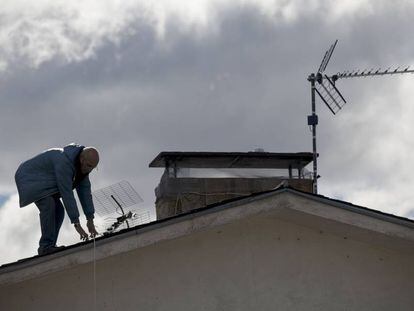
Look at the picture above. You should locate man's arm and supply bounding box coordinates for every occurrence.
[54,161,80,224]
[76,175,95,219]
[76,176,98,237]
[54,159,96,239]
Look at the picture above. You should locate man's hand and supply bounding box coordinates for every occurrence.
[74,223,89,241]
[87,219,99,238]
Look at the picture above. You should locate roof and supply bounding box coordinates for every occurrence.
[149,151,314,169]
[1,186,414,284]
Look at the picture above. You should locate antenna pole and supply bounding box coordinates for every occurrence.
[111,195,130,228]
[308,74,318,194]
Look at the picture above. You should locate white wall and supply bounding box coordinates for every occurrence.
[1,205,413,311]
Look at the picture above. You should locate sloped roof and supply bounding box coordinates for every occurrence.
[1,186,413,284]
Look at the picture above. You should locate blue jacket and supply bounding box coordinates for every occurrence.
[15,143,95,224]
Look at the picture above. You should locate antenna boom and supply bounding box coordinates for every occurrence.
[332,67,414,80]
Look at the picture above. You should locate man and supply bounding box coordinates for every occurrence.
[15,143,99,255]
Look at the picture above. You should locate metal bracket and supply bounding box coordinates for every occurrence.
[307,115,318,125]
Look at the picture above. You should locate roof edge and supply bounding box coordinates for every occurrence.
[281,187,414,229]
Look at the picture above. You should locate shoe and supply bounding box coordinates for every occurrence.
[38,245,66,256]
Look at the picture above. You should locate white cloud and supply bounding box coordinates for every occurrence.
[0,194,40,264]
[0,0,143,69]
[1,0,388,71]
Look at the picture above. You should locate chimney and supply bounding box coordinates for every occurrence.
[149,151,313,220]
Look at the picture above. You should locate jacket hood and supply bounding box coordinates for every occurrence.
[63,143,85,162]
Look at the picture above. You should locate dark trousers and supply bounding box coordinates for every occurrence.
[35,195,65,255]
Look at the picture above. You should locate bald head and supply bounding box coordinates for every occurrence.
[79,147,100,174]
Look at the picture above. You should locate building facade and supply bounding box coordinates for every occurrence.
[1,188,414,310]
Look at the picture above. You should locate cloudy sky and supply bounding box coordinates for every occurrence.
[1,0,414,265]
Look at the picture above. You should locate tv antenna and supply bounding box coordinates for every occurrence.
[92,180,149,235]
[308,40,414,194]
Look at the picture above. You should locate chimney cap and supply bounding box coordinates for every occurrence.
[149,151,313,169]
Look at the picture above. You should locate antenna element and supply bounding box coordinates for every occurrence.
[92,180,149,235]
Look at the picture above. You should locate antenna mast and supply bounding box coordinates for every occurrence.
[308,40,342,194]
[308,40,414,194]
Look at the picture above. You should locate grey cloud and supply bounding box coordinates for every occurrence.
[1,2,414,225]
